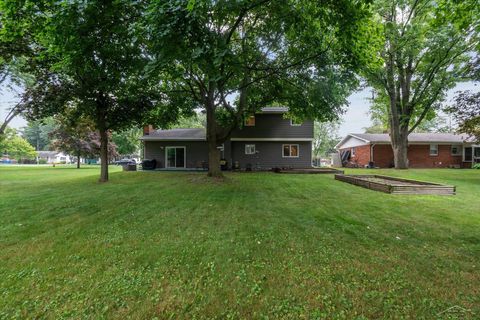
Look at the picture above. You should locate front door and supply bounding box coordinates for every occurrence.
[166,147,186,168]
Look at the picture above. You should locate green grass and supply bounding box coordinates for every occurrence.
[0,166,479,319]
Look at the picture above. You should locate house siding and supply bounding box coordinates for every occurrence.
[231,114,314,139]
[231,141,312,169]
[144,141,208,168]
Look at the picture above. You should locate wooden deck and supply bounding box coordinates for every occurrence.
[334,174,456,195]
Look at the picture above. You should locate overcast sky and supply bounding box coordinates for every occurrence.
[1,81,478,136]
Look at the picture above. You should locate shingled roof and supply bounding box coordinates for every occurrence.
[336,133,472,149]
[140,128,206,141]
[351,133,468,144]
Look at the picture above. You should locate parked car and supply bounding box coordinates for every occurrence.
[114,158,136,166]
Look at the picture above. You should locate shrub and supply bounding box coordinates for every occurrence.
[473,163,480,169]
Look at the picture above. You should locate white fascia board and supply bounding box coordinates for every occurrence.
[230,138,314,141]
[335,134,371,150]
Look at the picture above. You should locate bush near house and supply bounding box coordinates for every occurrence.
[0,166,479,318]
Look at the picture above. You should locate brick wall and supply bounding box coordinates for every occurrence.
[373,144,394,168]
[340,145,371,167]
[408,144,463,168]
[342,143,464,168]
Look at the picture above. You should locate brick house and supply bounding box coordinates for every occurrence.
[335,133,479,168]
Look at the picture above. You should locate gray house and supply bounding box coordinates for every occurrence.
[140,107,313,170]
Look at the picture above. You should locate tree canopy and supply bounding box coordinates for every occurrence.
[2,0,160,181]
[0,127,37,161]
[362,0,479,168]
[21,117,56,151]
[146,0,376,176]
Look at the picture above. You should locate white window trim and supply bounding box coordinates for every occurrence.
[165,146,186,168]
[451,145,462,156]
[429,144,438,156]
[290,119,302,126]
[244,115,255,126]
[245,144,256,155]
[282,144,300,158]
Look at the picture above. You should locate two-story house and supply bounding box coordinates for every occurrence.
[140,107,314,170]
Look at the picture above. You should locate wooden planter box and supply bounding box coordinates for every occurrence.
[334,174,455,195]
[274,168,344,174]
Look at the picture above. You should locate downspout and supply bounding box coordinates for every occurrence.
[370,143,376,165]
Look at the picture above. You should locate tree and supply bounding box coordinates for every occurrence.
[446,56,480,142]
[447,91,480,142]
[362,0,479,168]
[112,128,142,158]
[3,0,159,182]
[22,117,56,151]
[0,127,37,161]
[0,0,37,136]
[173,113,206,129]
[312,121,340,160]
[51,116,118,169]
[147,0,374,177]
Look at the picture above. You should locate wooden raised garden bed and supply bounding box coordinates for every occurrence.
[334,174,455,195]
[274,168,344,174]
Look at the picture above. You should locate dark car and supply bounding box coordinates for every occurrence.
[114,158,136,166]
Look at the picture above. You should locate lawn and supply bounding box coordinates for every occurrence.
[0,166,479,319]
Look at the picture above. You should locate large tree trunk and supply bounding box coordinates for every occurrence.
[99,129,109,182]
[206,97,222,177]
[390,127,409,169]
[76,151,81,169]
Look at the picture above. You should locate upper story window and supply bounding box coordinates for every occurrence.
[244,115,255,126]
[429,144,438,156]
[283,144,299,158]
[245,144,256,155]
[290,119,302,126]
[451,145,462,156]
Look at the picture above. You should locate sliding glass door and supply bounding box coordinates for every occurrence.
[166,147,186,168]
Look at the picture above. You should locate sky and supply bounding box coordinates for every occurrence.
[1,81,478,136]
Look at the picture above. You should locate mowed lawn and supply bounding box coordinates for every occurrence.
[0,166,479,319]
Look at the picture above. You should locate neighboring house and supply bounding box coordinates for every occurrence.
[336,133,479,168]
[37,151,73,164]
[140,107,313,170]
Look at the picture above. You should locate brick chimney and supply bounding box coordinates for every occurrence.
[143,125,154,135]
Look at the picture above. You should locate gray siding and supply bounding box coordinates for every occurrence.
[144,141,208,168]
[230,141,312,169]
[231,114,314,139]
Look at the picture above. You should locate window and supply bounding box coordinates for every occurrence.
[245,144,256,155]
[451,145,462,156]
[290,119,302,126]
[351,147,356,157]
[244,115,255,126]
[283,144,299,158]
[429,144,438,156]
[464,147,472,162]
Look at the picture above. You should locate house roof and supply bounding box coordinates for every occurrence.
[259,106,289,113]
[140,128,206,141]
[336,133,471,149]
[140,107,289,141]
[36,151,59,157]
